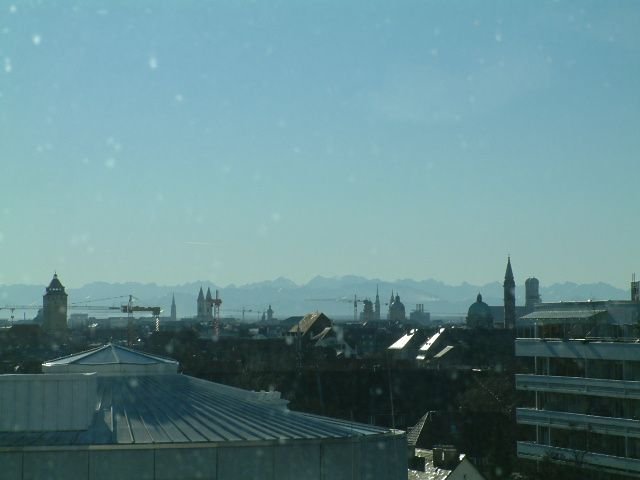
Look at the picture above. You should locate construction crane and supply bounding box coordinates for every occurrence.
[0,305,41,322]
[2,295,161,344]
[73,295,162,345]
[205,290,222,338]
[0,302,124,321]
[116,295,161,346]
[221,307,256,322]
[119,295,161,317]
[305,294,369,321]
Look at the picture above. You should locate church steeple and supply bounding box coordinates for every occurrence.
[205,288,213,319]
[374,285,381,320]
[171,294,177,321]
[503,256,516,329]
[197,287,205,319]
[505,256,514,284]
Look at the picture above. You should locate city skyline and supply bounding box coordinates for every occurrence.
[2,2,639,289]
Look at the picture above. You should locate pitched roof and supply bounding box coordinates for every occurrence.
[520,309,607,320]
[44,344,177,366]
[289,312,330,335]
[42,344,180,375]
[518,310,608,326]
[46,273,66,293]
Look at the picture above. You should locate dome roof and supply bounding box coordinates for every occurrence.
[467,293,493,325]
[390,294,404,310]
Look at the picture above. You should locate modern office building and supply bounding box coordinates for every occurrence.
[515,292,640,478]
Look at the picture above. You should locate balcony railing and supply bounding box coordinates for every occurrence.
[516,374,640,400]
[517,442,640,476]
[516,339,640,361]
[517,408,640,438]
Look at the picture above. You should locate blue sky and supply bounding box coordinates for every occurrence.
[1,1,639,288]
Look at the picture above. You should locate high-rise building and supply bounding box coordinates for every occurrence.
[374,285,381,321]
[42,273,68,332]
[503,256,516,329]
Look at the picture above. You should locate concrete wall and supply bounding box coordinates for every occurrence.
[0,433,408,480]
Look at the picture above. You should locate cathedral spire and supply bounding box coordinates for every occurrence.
[503,256,516,330]
[205,287,213,319]
[197,287,205,319]
[505,255,514,284]
[171,294,177,321]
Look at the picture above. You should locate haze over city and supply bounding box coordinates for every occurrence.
[2,2,639,289]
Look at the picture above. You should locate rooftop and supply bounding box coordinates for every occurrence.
[0,374,392,448]
[44,344,178,367]
[42,344,179,375]
[520,310,607,320]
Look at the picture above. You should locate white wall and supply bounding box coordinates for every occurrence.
[0,433,407,480]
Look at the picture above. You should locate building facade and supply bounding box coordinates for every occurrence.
[515,296,640,478]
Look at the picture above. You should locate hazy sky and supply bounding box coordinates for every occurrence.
[1,1,639,289]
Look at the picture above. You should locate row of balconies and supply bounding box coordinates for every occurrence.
[517,408,640,438]
[516,374,640,400]
[518,441,640,476]
[516,338,640,361]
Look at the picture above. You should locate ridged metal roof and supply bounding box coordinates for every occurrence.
[0,374,391,448]
[520,310,607,320]
[43,344,178,366]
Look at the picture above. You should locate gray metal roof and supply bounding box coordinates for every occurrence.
[43,344,178,366]
[519,310,607,321]
[0,374,391,448]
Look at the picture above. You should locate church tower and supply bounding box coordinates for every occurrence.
[374,285,381,320]
[170,294,177,321]
[197,287,205,319]
[504,256,516,330]
[42,273,68,332]
[205,288,214,320]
